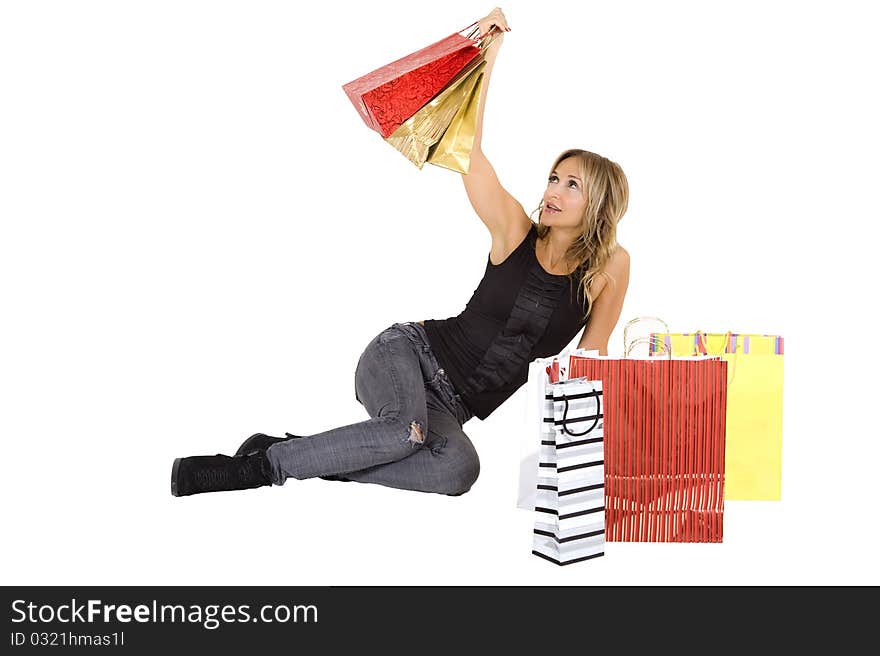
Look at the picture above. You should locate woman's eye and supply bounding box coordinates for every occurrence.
[548,175,558,183]
[568,180,578,189]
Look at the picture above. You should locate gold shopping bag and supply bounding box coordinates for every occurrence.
[384,58,486,169]
[651,331,784,501]
[425,64,484,173]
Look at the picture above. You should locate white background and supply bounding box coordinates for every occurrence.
[1,0,878,585]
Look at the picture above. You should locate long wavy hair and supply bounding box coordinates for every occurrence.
[530,149,629,319]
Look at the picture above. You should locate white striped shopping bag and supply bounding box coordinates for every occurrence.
[532,378,605,565]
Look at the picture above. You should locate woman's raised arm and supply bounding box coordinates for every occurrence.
[462,8,530,249]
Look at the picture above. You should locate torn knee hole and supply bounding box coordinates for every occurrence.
[407,420,425,445]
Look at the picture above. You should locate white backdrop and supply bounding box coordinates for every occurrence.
[1,0,878,585]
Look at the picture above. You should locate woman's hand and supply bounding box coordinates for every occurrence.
[477,7,511,38]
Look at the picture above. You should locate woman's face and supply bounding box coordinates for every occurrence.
[541,157,587,229]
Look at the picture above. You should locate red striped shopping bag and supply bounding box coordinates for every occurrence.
[568,355,728,542]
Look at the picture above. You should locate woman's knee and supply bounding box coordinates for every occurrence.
[441,446,481,496]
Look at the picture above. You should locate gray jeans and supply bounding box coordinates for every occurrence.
[264,322,479,495]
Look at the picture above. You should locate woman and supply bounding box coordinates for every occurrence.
[171,7,630,497]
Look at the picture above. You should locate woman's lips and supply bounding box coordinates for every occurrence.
[545,205,561,214]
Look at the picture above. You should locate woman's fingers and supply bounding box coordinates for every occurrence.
[491,7,510,30]
[478,6,511,36]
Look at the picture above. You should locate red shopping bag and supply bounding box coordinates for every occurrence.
[568,356,728,543]
[342,24,483,138]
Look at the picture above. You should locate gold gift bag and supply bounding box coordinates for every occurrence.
[425,65,484,173]
[384,58,486,170]
[651,331,785,501]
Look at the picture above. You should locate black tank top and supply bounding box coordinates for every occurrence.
[423,223,589,420]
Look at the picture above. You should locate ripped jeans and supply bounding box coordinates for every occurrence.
[264,322,479,496]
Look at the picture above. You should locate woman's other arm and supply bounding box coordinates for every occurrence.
[577,247,631,355]
[462,8,530,255]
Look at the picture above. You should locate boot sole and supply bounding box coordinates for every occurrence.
[171,457,183,497]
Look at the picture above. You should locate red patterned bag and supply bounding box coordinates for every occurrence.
[342,23,484,138]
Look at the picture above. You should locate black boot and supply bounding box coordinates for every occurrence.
[171,451,273,497]
[235,432,351,483]
[234,432,297,456]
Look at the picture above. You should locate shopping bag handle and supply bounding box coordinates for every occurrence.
[625,336,671,359]
[462,20,480,36]
[559,384,601,437]
[461,21,502,46]
[695,330,739,385]
[694,330,733,355]
[623,316,669,354]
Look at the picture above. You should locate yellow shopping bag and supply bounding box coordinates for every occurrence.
[651,331,784,501]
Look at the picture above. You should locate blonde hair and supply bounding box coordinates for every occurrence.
[530,149,629,319]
